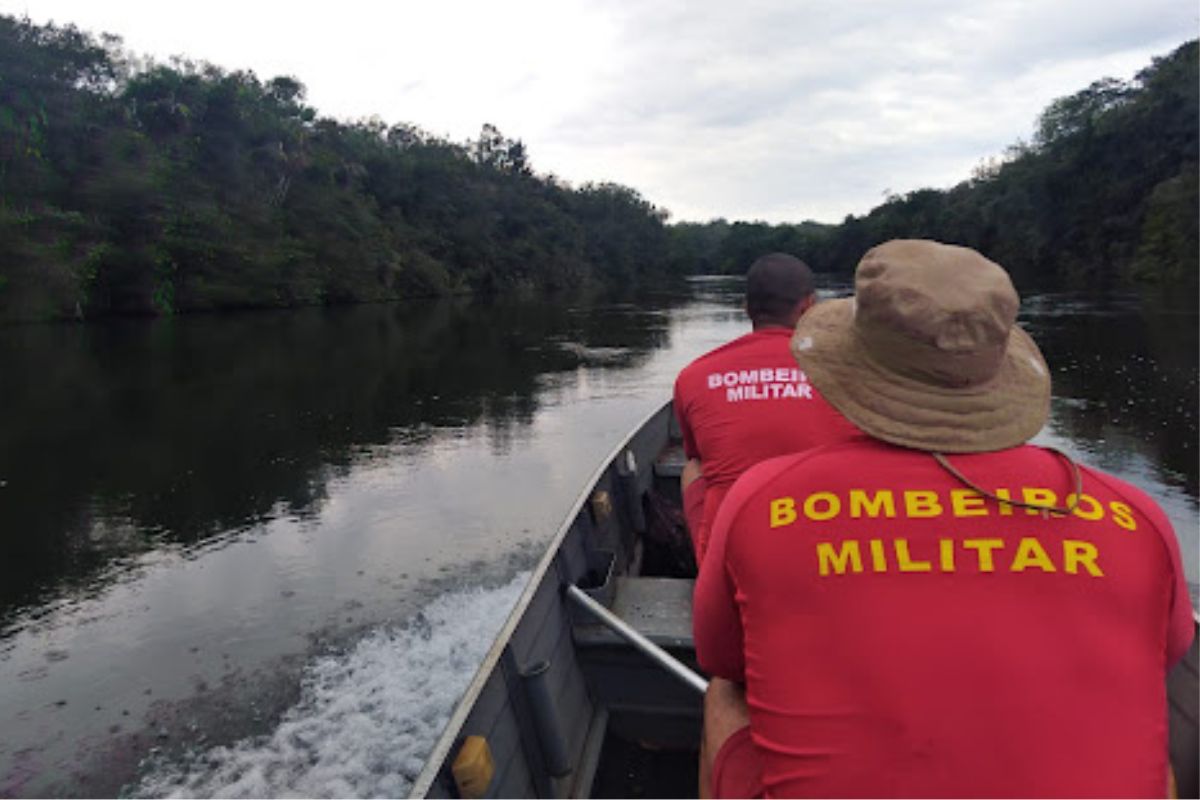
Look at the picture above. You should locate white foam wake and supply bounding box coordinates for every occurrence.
[133,572,530,798]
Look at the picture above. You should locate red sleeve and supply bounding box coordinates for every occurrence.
[694,450,841,681]
[693,474,746,680]
[693,456,798,680]
[673,373,700,460]
[1089,470,1195,666]
[1139,495,1196,666]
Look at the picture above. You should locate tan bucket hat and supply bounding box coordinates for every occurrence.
[791,239,1050,453]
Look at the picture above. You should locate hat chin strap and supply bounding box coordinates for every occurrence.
[931,450,1082,517]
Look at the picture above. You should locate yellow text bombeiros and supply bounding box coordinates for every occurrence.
[767,488,1137,531]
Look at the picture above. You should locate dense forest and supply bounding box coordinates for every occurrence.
[1,14,1196,322]
[672,40,1199,292]
[0,15,676,321]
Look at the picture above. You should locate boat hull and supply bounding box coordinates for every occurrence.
[411,402,697,798]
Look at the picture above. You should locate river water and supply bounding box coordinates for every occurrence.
[0,277,1195,797]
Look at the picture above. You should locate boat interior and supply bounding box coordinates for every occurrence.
[413,403,701,798]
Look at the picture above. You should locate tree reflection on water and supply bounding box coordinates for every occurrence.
[1025,290,1198,499]
[0,289,680,623]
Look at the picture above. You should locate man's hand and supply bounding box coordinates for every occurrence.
[699,677,751,798]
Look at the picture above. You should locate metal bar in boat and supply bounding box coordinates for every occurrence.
[565,584,709,696]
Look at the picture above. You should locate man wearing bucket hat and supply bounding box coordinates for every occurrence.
[693,240,1194,798]
[673,253,861,564]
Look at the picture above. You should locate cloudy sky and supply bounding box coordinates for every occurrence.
[6,0,1196,223]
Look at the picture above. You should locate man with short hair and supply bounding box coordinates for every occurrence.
[694,239,1195,797]
[673,253,860,563]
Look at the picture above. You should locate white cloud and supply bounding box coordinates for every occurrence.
[4,0,1196,222]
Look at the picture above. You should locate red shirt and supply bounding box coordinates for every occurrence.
[694,439,1195,798]
[673,327,860,559]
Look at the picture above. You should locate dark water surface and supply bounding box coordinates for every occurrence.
[0,278,1195,796]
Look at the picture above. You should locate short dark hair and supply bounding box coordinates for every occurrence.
[745,253,815,323]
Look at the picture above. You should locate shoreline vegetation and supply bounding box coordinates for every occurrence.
[0,15,1195,323]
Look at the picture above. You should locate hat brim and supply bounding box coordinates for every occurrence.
[791,298,1050,453]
